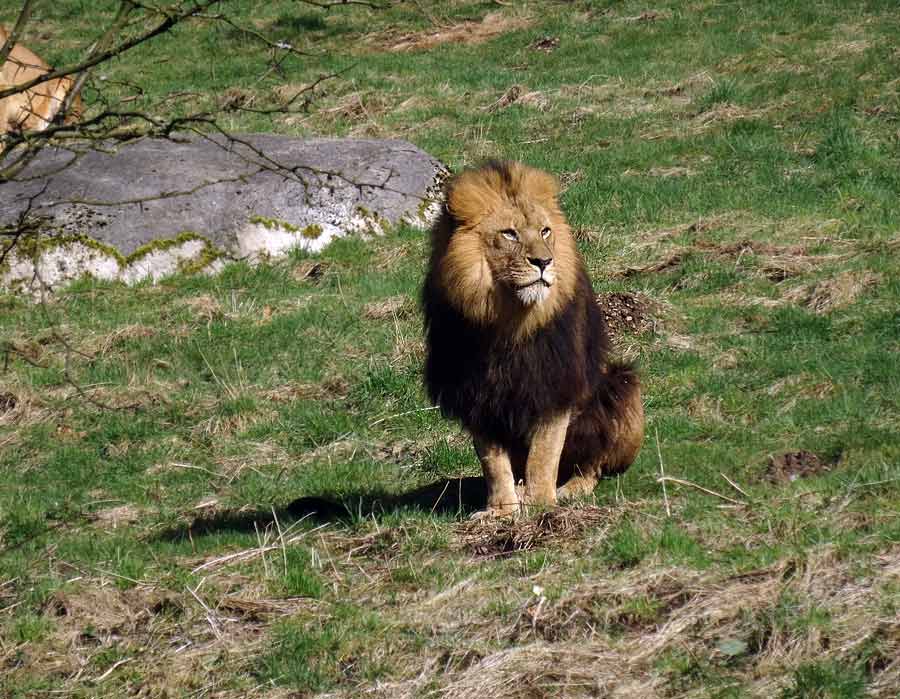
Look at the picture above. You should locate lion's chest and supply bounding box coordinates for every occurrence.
[424,297,595,446]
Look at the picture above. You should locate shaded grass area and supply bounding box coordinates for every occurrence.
[2,1,900,697]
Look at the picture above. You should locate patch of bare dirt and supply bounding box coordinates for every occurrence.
[766,450,836,483]
[456,506,621,559]
[377,12,532,52]
[597,292,658,336]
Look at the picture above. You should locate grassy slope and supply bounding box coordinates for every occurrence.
[1,1,899,697]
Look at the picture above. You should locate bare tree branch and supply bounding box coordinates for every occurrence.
[0,0,222,101]
[0,0,35,65]
[300,0,386,9]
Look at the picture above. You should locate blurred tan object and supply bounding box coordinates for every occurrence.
[0,24,83,133]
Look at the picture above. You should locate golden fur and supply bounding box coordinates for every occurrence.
[423,161,644,515]
[0,25,83,134]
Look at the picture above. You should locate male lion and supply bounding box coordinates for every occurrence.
[423,161,644,516]
[0,24,83,134]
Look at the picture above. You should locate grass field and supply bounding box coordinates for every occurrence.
[2,1,900,697]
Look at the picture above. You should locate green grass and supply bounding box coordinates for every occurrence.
[2,1,900,697]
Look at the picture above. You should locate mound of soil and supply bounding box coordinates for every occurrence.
[597,292,656,335]
[766,450,835,482]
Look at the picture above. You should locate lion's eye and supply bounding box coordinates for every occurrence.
[541,227,551,239]
[501,229,519,242]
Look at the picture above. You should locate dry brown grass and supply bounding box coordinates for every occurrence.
[623,165,698,178]
[13,577,309,697]
[180,294,224,323]
[260,376,349,403]
[483,84,550,112]
[372,11,532,53]
[784,270,881,314]
[312,542,900,699]
[363,294,415,320]
[456,505,623,559]
[95,323,157,355]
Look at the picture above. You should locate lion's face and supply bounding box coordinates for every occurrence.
[478,198,558,306]
[428,161,581,337]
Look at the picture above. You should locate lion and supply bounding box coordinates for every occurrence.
[0,24,83,134]
[422,160,644,516]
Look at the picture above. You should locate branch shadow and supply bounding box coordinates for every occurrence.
[153,476,487,543]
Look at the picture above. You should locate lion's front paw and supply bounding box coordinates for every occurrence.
[470,502,520,519]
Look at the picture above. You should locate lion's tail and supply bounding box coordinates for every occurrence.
[599,361,645,478]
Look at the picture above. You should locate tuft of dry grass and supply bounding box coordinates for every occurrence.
[96,323,157,355]
[89,504,145,529]
[484,84,549,112]
[456,506,622,559]
[785,270,881,314]
[377,11,532,53]
[291,260,328,283]
[363,294,415,320]
[180,294,224,323]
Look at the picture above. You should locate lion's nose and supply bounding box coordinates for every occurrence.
[528,256,553,272]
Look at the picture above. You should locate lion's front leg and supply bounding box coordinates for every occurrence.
[523,411,571,508]
[472,434,520,517]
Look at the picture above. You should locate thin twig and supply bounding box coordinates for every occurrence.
[272,506,288,577]
[186,580,222,639]
[370,405,439,426]
[655,428,671,517]
[656,476,747,506]
[720,472,751,499]
[191,519,327,573]
[90,657,132,683]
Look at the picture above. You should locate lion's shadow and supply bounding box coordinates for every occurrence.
[153,476,487,542]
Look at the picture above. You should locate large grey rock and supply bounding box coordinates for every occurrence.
[0,134,446,292]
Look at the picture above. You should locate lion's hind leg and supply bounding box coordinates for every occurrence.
[557,362,645,500]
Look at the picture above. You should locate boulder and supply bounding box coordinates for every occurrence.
[0,134,446,293]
